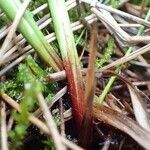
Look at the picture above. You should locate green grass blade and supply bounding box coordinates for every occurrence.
[47,0,84,129]
[0,0,62,71]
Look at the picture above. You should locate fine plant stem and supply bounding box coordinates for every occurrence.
[1,101,8,150]
[98,9,150,104]
[75,28,86,46]
[37,93,65,150]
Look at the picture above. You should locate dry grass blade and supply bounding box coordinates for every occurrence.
[0,101,8,150]
[79,26,97,149]
[0,0,62,71]
[101,135,111,150]
[0,0,31,57]
[92,8,150,46]
[37,93,65,150]
[95,2,150,27]
[94,104,150,150]
[47,71,66,82]
[59,98,65,137]
[99,43,150,72]
[102,71,150,132]
[127,85,150,131]
[34,86,67,118]
[0,50,33,76]
[1,93,83,150]
[82,0,150,27]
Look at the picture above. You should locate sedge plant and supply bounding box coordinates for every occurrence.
[47,0,84,130]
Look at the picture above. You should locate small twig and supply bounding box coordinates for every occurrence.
[46,71,66,82]
[0,50,34,76]
[133,81,150,86]
[37,93,65,150]
[93,1,150,27]
[119,23,142,27]
[34,86,67,118]
[59,98,65,137]
[98,43,150,72]
[1,101,8,150]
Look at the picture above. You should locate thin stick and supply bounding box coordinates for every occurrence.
[37,93,65,150]
[59,98,66,137]
[0,50,33,76]
[34,86,67,118]
[92,8,150,45]
[1,101,8,150]
[99,43,150,72]
[87,1,150,27]
[47,71,66,82]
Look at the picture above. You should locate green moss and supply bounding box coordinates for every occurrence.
[96,37,115,69]
[110,0,120,8]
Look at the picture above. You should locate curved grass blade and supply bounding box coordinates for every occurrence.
[94,104,150,150]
